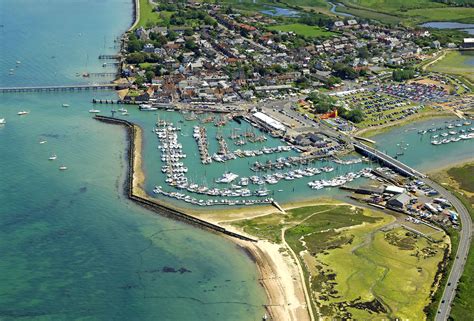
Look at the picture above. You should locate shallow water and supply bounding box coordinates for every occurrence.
[0,1,267,320]
[420,22,474,35]
[372,117,474,172]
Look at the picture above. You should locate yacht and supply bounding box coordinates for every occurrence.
[49,154,57,160]
[0,118,5,125]
[17,111,29,115]
[62,103,70,107]
[255,188,269,197]
[89,109,101,113]
[215,172,239,184]
[59,166,68,171]
[139,103,157,111]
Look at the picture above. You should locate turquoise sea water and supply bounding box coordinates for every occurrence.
[372,118,474,172]
[0,1,266,320]
[2,0,473,320]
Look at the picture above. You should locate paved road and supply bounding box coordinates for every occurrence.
[425,178,472,321]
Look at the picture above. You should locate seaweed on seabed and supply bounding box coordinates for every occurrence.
[161,266,192,274]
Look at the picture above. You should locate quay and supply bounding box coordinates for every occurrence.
[93,115,257,243]
[0,84,117,93]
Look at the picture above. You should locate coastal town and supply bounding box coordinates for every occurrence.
[1,0,473,321]
[96,2,473,222]
[97,1,473,320]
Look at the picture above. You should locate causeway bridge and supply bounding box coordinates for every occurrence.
[353,141,426,178]
[0,84,117,93]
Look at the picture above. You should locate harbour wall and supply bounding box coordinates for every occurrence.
[94,115,257,242]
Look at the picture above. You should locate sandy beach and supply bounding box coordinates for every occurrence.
[126,122,316,321]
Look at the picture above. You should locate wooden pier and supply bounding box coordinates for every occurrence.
[0,84,117,93]
[92,98,139,104]
[88,72,117,77]
[251,154,329,171]
[98,54,121,60]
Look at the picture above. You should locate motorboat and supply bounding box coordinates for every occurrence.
[17,111,29,115]
[89,109,101,113]
[49,154,57,160]
[139,103,157,111]
[59,166,68,170]
[62,103,70,107]
[215,172,239,184]
[0,118,5,124]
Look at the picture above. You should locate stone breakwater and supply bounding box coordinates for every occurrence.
[94,115,257,242]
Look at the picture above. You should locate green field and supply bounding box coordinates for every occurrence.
[135,0,174,29]
[346,0,446,12]
[267,23,335,38]
[447,163,474,193]
[339,0,474,24]
[428,51,474,83]
[431,163,474,320]
[406,7,474,23]
[233,204,448,319]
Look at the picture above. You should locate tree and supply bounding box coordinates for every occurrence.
[145,70,155,83]
[346,108,364,123]
[325,76,341,88]
[167,31,178,41]
[135,75,145,87]
[333,63,358,80]
[306,92,336,114]
[126,52,146,64]
[185,39,197,50]
[127,39,144,53]
[392,68,415,81]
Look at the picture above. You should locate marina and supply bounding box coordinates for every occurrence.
[0,1,269,320]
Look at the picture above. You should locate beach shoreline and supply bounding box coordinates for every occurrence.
[110,117,313,321]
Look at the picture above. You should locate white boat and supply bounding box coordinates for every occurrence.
[39,140,47,144]
[118,107,127,112]
[121,112,129,116]
[49,154,57,160]
[62,103,70,107]
[89,109,101,113]
[0,118,5,124]
[215,172,239,184]
[59,166,68,170]
[16,61,21,64]
[17,111,29,115]
[139,103,157,111]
